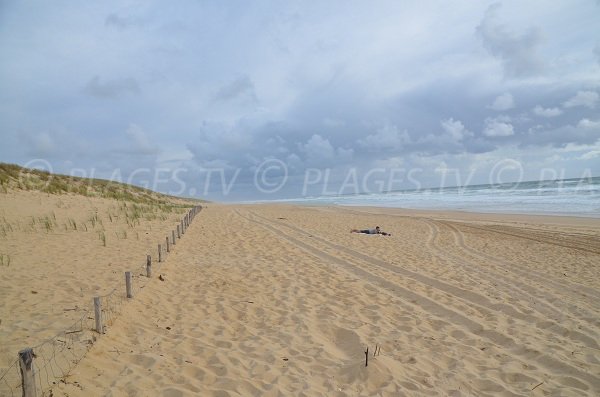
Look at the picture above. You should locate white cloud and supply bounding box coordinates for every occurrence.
[563,91,599,108]
[301,134,353,166]
[488,93,514,111]
[357,124,411,151]
[440,118,472,140]
[579,150,600,160]
[483,117,514,137]
[532,105,562,117]
[577,119,600,129]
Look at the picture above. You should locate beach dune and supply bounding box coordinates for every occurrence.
[2,198,600,395]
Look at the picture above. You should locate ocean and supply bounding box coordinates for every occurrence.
[277,176,600,217]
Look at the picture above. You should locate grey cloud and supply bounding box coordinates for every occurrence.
[105,13,142,30]
[595,43,600,65]
[123,124,159,155]
[83,76,140,98]
[20,130,56,157]
[463,138,497,154]
[357,125,411,152]
[2,1,599,200]
[476,3,544,78]
[214,76,257,103]
[520,119,600,148]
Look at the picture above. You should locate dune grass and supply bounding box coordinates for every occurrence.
[0,163,205,207]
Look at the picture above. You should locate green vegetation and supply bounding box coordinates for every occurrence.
[0,253,10,267]
[0,219,11,237]
[0,162,205,207]
[0,163,204,245]
[41,215,56,232]
[98,231,106,247]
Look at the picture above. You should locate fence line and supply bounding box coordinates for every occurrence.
[0,205,202,396]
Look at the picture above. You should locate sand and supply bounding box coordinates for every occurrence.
[1,195,600,396]
[0,190,194,391]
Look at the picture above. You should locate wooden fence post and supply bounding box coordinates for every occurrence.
[177,225,180,239]
[18,348,36,397]
[172,230,176,245]
[158,244,162,263]
[181,220,185,234]
[146,255,152,278]
[125,271,133,298]
[94,297,103,334]
[166,236,170,253]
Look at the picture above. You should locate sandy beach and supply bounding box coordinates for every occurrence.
[1,195,600,396]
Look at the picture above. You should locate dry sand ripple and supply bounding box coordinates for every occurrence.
[4,203,598,396]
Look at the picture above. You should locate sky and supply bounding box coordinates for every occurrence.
[0,0,599,201]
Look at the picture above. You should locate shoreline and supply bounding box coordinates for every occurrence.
[233,201,600,225]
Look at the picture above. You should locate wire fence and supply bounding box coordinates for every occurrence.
[0,205,202,396]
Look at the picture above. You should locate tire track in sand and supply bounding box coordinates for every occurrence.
[334,207,600,321]
[436,220,600,302]
[235,209,600,391]
[433,220,600,322]
[423,219,600,342]
[251,210,600,352]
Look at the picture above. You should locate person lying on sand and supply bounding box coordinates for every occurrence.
[350,226,391,236]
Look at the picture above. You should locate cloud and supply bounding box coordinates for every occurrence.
[187,121,254,167]
[577,118,600,129]
[476,3,544,78]
[300,134,353,166]
[532,105,562,117]
[105,13,142,30]
[83,76,140,98]
[563,90,599,109]
[483,117,514,137]
[357,125,411,151]
[595,43,600,65]
[488,92,514,111]
[440,118,471,140]
[125,124,159,155]
[521,120,600,148]
[214,76,257,103]
[21,131,56,156]
[579,150,600,160]
[1,1,600,199]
